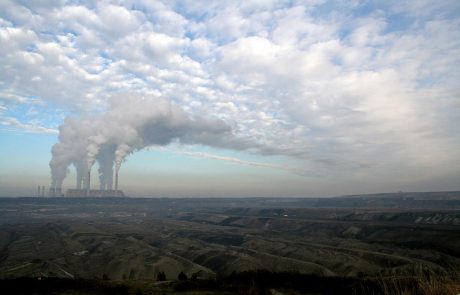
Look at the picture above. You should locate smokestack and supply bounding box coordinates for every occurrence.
[114,170,119,192]
[86,170,91,195]
[56,187,62,197]
[49,187,56,197]
[41,186,45,197]
[77,174,82,190]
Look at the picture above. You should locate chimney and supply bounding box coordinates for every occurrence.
[41,186,45,197]
[56,187,62,197]
[114,170,119,192]
[108,170,113,190]
[77,174,82,190]
[86,170,91,195]
[49,187,56,197]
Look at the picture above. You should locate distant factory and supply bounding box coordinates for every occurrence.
[64,189,124,197]
[45,169,125,197]
[36,185,46,197]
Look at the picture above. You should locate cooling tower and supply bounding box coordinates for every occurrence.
[86,170,91,194]
[76,174,82,190]
[114,170,119,191]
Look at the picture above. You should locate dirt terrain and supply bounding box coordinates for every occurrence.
[0,194,459,294]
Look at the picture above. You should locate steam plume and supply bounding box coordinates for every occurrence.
[49,94,232,190]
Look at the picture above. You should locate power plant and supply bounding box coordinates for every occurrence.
[36,185,46,197]
[65,189,124,197]
[48,95,232,200]
[47,167,125,197]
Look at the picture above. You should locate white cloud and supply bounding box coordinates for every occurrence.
[0,117,58,134]
[170,150,307,175]
[98,4,144,39]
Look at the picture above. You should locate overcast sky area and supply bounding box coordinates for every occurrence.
[0,0,459,197]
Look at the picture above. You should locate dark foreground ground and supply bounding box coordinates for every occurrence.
[0,192,459,294]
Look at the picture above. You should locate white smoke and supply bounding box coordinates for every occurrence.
[49,94,233,190]
[115,143,130,172]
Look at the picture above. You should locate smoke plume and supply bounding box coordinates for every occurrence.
[49,94,233,190]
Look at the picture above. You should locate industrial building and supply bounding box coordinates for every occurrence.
[47,167,125,197]
[65,189,124,197]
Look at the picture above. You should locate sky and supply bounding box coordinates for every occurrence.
[0,0,459,197]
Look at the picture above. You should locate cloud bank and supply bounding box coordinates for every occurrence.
[1,0,459,193]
